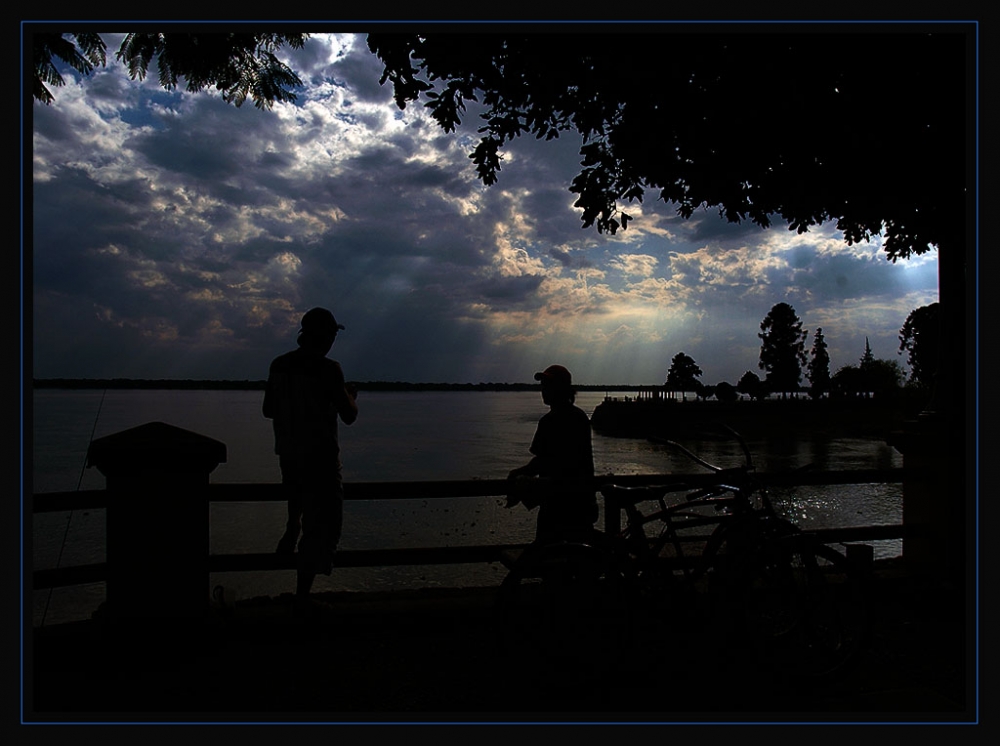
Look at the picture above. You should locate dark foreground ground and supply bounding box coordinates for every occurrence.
[28,559,977,724]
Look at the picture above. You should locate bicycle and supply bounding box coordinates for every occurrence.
[496,425,871,681]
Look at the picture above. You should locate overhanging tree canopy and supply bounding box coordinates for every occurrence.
[33,31,309,109]
[899,303,942,387]
[365,28,971,262]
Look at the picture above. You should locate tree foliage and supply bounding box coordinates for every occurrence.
[898,303,941,387]
[714,381,738,403]
[33,32,107,105]
[33,32,309,109]
[31,27,971,260]
[831,359,905,398]
[665,352,703,392]
[737,371,766,401]
[758,303,807,395]
[860,337,876,369]
[806,327,832,398]
[694,382,716,401]
[366,29,970,259]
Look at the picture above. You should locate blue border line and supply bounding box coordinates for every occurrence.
[973,20,981,727]
[21,20,27,728]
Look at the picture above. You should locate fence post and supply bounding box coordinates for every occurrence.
[86,421,226,624]
[887,415,962,585]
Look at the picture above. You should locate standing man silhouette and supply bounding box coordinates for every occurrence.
[507,364,597,543]
[263,307,358,609]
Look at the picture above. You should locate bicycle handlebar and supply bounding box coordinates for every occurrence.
[721,424,755,471]
[648,424,754,474]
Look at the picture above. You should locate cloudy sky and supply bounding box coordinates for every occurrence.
[29,31,941,387]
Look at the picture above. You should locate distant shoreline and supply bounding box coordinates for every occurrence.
[590,394,924,440]
[31,378,647,392]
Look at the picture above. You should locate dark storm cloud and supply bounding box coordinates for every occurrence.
[474,273,546,303]
[126,98,282,183]
[33,170,189,278]
[470,128,598,246]
[32,98,84,144]
[791,250,914,301]
[82,67,135,107]
[548,248,592,270]
[683,208,778,245]
[351,309,491,383]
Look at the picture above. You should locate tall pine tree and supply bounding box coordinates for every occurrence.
[807,328,831,398]
[758,303,808,397]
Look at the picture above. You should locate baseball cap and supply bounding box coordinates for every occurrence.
[534,364,572,387]
[299,307,345,336]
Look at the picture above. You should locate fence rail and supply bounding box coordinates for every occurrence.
[31,468,906,591]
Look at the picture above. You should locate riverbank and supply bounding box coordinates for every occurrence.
[28,558,973,723]
[591,396,922,440]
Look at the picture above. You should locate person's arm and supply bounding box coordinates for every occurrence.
[330,361,359,425]
[507,430,547,507]
[507,457,548,509]
[508,457,542,480]
[262,362,276,419]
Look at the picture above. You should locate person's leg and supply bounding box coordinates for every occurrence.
[296,495,324,595]
[296,466,340,589]
[296,567,316,597]
[285,491,301,536]
[295,488,318,599]
[276,456,302,554]
[535,503,557,544]
[329,475,344,556]
[277,503,300,554]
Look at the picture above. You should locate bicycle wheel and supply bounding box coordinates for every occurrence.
[496,540,634,673]
[725,535,870,680]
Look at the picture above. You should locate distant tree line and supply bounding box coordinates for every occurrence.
[31,379,635,392]
[34,303,939,397]
[663,302,939,402]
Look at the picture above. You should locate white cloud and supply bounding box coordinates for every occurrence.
[610,253,658,278]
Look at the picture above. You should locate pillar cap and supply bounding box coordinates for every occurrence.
[87,421,227,475]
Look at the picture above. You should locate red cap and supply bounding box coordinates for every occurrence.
[534,364,572,387]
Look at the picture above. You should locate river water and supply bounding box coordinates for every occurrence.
[29,388,905,626]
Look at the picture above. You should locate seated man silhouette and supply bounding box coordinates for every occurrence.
[507,364,598,544]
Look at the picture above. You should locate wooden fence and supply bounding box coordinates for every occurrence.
[32,468,906,591]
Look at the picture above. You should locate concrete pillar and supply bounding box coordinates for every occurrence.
[888,414,965,586]
[87,421,226,623]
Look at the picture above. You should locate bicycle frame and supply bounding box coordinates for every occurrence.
[603,442,778,588]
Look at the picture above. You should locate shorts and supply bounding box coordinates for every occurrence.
[279,454,344,576]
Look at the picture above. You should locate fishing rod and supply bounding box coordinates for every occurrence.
[40,388,106,627]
